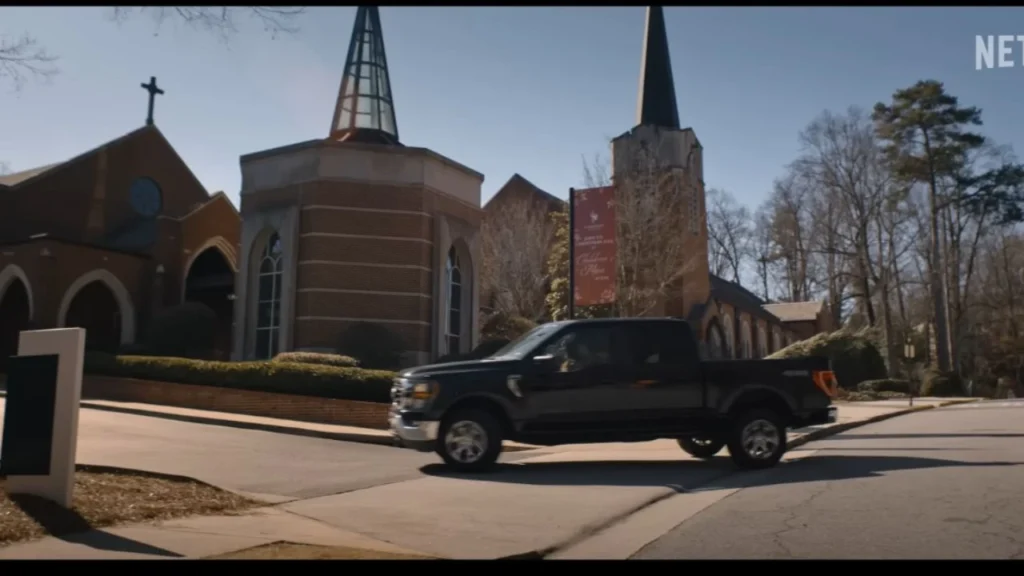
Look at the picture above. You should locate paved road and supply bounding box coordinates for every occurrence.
[634,398,1024,559]
[0,399,521,501]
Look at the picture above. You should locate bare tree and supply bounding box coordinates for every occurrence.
[2,7,305,90]
[748,207,778,301]
[480,194,556,321]
[0,34,58,91]
[612,138,701,317]
[705,187,750,283]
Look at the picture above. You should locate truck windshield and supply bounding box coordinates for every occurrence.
[487,322,563,360]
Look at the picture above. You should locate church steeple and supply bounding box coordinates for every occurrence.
[329,6,401,146]
[636,6,680,130]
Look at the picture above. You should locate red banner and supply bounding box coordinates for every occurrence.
[572,186,617,307]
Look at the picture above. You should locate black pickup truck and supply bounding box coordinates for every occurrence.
[389,318,838,472]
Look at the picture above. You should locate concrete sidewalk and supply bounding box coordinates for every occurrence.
[0,507,436,560]
[0,397,977,560]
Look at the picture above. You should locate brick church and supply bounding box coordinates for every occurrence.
[0,123,240,367]
[483,7,833,359]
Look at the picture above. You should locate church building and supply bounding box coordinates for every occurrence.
[0,120,240,366]
[232,6,484,365]
[488,7,833,359]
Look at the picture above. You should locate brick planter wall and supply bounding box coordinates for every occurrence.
[81,375,390,430]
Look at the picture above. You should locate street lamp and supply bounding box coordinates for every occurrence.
[903,337,916,406]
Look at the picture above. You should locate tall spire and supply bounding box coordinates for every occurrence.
[635,6,680,130]
[329,6,401,145]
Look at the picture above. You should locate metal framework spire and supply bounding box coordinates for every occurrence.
[636,6,680,130]
[329,6,401,145]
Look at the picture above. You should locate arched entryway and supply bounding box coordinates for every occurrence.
[184,247,236,359]
[0,277,32,371]
[64,281,122,353]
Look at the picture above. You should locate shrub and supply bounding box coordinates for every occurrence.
[83,352,394,403]
[338,322,406,370]
[919,369,963,397]
[273,351,359,368]
[481,313,536,342]
[767,328,888,390]
[857,379,912,394]
[433,338,511,364]
[144,302,219,360]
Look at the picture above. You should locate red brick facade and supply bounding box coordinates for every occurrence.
[0,126,241,361]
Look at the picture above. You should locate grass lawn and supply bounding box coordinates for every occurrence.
[209,541,437,560]
[0,465,257,547]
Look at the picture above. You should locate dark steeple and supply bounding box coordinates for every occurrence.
[636,6,680,130]
[329,6,401,146]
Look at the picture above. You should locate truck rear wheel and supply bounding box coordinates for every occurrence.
[677,436,725,459]
[436,409,503,473]
[727,408,787,470]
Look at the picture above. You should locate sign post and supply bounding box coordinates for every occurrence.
[1,328,85,508]
[571,186,618,310]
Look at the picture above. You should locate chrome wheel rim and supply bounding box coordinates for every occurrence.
[444,420,488,464]
[741,419,780,460]
[691,437,716,447]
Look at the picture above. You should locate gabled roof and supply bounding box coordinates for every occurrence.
[484,173,565,210]
[709,274,781,324]
[0,163,64,188]
[0,126,153,192]
[762,301,824,323]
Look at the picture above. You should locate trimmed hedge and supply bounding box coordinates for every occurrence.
[857,379,912,394]
[767,329,887,390]
[83,352,394,404]
[273,352,359,368]
[481,313,536,341]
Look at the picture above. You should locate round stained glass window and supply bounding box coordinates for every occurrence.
[129,177,162,218]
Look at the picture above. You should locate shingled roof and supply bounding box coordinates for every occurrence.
[762,301,824,323]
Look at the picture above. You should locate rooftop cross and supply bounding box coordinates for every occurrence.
[140,76,164,127]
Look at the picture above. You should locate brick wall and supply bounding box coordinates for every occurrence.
[81,375,390,430]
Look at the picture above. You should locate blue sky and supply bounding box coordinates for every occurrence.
[2,7,1021,210]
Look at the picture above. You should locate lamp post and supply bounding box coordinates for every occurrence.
[903,337,916,406]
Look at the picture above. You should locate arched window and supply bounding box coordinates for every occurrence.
[722,313,734,359]
[445,246,462,354]
[707,324,723,360]
[758,325,768,358]
[741,318,752,359]
[255,232,283,359]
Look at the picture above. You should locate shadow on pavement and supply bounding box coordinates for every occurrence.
[829,433,1024,440]
[9,494,183,557]
[420,454,1018,490]
[420,459,736,491]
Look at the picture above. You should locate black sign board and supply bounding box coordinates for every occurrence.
[0,354,59,476]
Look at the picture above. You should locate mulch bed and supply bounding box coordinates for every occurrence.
[0,465,257,547]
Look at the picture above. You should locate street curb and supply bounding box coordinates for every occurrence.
[787,398,979,451]
[0,391,537,453]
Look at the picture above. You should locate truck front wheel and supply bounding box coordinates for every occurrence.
[677,436,725,459]
[436,409,503,473]
[727,408,787,470]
